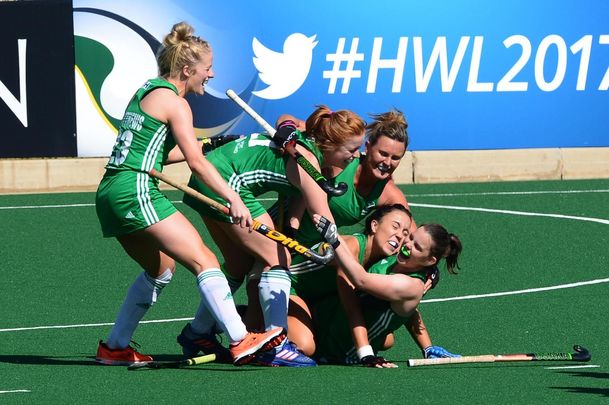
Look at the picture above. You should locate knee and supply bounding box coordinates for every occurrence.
[142,269,173,306]
[268,248,291,268]
[289,331,316,357]
[287,298,315,356]
[300,340,316,358]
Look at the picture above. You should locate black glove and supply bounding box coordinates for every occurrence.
[360,355,390,367]
[426,265,440,289]
[273,120,299,152]
[202,134,243,154]
[314,215,340,248]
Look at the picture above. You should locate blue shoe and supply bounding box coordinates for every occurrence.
[254,339,317,367]
[177,323,232,363]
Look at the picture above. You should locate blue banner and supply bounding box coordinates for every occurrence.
[73,0,609,155]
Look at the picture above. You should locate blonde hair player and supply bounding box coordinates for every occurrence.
[94,22,284,366]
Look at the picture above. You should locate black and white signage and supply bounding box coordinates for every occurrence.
[0,0,76,158]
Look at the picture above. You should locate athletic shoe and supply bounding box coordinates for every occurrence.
[253,339,317,367]
[95,340,153,366]
[230,327,286,366]
[177,323,232,363]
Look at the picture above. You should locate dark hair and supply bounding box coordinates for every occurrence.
[422,224,462,274]
[305,105,366,152]
[364,204,412,235]
[366,109,409,150]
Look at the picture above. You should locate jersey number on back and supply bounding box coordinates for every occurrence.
[248,133,277,148]
[108,129,133,166]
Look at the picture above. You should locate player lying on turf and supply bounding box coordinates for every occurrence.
[310,213,462,365]
[284,204,459,366]
[233,204,459,366]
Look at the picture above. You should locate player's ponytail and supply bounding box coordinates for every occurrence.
[444,233,462,274]
[423,224,462,274]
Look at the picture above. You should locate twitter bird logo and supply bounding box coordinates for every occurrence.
[252,33,318,100]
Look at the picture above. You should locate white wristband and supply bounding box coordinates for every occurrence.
[357,345,374,359]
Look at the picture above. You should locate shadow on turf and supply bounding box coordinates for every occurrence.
[0,355,96,366]
[550,371,609,398]
[550,386,609,398]
[0,354,265,372]
[556,371,609,379]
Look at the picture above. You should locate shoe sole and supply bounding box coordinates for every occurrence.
[255,359,316,367]
[95,358,149,366]
[233,329,286,366]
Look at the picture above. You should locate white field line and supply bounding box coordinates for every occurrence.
[0,200,271,210]
[410,203,609,225]
[421,277,609,304]
[0,203,94,210]
[1,187,608,210]
[0,317,193,333]
[0,390,31,394]
[411,189,609,198]
[544,365,601,370]
[1,188,607,333]
[2,277,608,333]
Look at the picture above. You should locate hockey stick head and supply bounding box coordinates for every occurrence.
[305,242,335,265]
[571,345,591,362]
[319,180,348,196]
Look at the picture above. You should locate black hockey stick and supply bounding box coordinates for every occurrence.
[408,345,591,367]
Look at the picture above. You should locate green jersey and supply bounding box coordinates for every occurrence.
[95,78,179,237]
[106,78,177,173]
[295,157,390,246]
[184,131,323,222]
[289,233,367,302]
[313,255,427,364]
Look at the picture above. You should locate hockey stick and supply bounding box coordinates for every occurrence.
[149,169,334,265]
[225,89,347,196]
[127,353,216,370]
[407,345,591,367]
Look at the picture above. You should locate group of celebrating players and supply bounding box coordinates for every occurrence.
[94,21,462,368]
